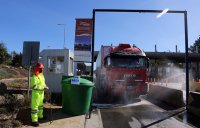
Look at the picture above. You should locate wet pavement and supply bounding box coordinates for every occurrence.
[99,99,193,128]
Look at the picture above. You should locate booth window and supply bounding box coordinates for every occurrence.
[70,57,73,74]
[47,56,64,73]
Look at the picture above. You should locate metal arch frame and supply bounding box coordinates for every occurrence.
[91,9,189,109]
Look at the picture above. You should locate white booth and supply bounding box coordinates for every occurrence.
[39,49,74,92]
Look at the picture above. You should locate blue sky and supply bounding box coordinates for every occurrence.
[0,0,200,53]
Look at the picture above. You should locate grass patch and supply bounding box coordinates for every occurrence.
[0,69,9,80]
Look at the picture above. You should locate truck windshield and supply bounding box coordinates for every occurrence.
[110,56,147,68]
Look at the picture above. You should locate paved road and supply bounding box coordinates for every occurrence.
[99,98,193,128]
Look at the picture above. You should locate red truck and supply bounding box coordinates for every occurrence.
[95,43,149,102]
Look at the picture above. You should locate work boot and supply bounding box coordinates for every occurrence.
[31,122,39,127]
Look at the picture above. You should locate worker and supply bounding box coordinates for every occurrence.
[31,62,48,127]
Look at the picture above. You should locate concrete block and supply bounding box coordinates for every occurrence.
[190,82,200,92]
[188,91,200,117]
[147,84,185,109]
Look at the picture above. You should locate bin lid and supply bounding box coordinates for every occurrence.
[62,76,94,87]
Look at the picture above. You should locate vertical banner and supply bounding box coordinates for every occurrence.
[74,19,93,62]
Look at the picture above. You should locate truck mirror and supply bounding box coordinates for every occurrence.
[104,56,111,68]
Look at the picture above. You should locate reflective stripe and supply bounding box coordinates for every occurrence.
[31,110,38,114]
[38,106,43,110]
[32,89,44,91]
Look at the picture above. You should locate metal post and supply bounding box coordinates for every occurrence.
[91,10,95,78]
[155,44,157,52]
[28,46,33,98]
[184,11,189,110]
[197,62,199,80]
[87,10,96,120]
[28,66,31,98]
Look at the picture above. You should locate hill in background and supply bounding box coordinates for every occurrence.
[0,64,28,80]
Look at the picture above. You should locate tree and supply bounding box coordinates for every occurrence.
[189,36,200,53]
[0,42,11,64]
[11,51,22,66]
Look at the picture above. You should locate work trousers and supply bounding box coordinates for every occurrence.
[31,90,44,122]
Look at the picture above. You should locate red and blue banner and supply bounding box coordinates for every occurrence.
[74,19,93,62]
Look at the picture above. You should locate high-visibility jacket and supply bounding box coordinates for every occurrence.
[31,73,46,122]
[31,73,46,90]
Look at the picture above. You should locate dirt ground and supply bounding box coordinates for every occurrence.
[0,94,25,128]
[0,64,28,80]
[0,93,64,128]
[0,64,28,90]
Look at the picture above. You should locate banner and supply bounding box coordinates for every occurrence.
[74,19,92,62]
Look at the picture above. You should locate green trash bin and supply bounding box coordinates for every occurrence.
[61,76,94,116]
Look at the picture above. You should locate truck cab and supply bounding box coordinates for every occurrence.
[95,43,149,103]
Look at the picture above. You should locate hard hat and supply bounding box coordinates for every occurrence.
[35,62,44,69]
[34,62,44,76]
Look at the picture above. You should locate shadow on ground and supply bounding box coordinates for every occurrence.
[16,106,80,127]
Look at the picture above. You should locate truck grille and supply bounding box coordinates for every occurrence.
[115,74,143,85]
